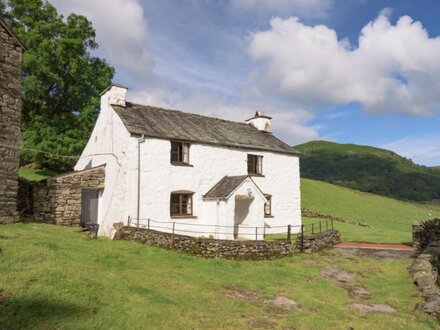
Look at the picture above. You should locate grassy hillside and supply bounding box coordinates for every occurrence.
[0,223,436,329]
[301,178,440,243]
[19,167,57,182]
[296,140,440,202]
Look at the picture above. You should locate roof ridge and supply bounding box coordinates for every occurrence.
[125,101,255,129]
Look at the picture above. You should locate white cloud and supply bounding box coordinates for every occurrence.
[382,135,440,166]
[51,0,152,79]
[128,88,319,145]
[248,14,440,116]
[231,0,333,18]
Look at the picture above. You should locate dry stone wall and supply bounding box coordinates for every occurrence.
[114,224,341,259]
[0,21,24,223]
[411,221,440,318]
[114,224,293,260]
[33,166,105,226]
[299,230,341,253]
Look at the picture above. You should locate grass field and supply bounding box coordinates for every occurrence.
[301,178,440,243]
[0,223,436,329]
[19,167,57,182]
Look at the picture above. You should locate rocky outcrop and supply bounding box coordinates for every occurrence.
[0,20,24,224]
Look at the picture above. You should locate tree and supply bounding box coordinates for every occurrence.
[2,0,114,171]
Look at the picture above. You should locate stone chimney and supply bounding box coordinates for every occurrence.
[245,111,272,133]
[100,83,128,107]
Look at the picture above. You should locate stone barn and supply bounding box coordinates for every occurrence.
[0,18,25,223]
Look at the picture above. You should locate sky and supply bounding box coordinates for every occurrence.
[50,0,440,166]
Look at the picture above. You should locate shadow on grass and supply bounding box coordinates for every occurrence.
[0,297,88,328]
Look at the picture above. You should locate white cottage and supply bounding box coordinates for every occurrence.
[75,83,301,239]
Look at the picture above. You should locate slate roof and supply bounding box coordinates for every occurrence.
[204,175,250,199]
[112,102,300,155]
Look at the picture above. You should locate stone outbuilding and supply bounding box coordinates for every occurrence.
[0,18,25,223]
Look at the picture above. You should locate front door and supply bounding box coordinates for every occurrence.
[80,189,99,225]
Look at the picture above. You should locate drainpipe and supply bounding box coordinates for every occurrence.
[216,199,220,239]
[136,135,145,227]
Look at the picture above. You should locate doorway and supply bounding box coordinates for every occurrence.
[80,189,100,226]
[233,197,253,239]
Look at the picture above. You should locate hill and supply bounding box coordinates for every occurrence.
[296,140,440,202]
[301,178,440,243]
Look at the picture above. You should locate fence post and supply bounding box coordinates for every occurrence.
[331,219,334,230]
[255,227,258,240]
[137,215,139,228]
[172,222,175,246]
[326,220,329,231]
[287,225,292,243]
[312,223,314,235]
[263,226,266,239]
[148,218,150,230]
[319,221,322,233]
[128,215,131,226]
[300,224,304,252]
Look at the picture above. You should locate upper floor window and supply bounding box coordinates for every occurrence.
[248,154,263,175]
[170,192,193,217]
[171,141,190,165]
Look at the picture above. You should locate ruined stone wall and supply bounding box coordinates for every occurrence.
[0,21,23,223]
[33,166,105,226]
[114,225,293,260]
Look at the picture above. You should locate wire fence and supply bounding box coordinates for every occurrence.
[127,216,335,249]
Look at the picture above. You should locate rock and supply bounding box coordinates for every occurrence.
[320,266,356,283]
[350,303,396,314]
[422,299,440,314]
[348,286,371,300]
[263,295,302,312]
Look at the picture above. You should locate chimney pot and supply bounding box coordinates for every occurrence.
[245,110,272,133]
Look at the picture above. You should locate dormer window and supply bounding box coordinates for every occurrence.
[247,154,263,175]
[171,141,190,165]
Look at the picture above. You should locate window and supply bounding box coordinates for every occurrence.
[247,154,263,175]
[171,141,190,164]
[264,194,272,217]
[170,193,193,216]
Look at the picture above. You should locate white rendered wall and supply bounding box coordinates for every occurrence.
[74,90,132,236]
[124,136,301,239]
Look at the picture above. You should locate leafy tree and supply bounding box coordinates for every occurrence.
[2,0,114,171]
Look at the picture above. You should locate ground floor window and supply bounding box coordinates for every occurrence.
[170,192,193,216]
[264,194,272,217]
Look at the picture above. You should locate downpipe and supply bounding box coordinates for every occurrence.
[137,135,145,227]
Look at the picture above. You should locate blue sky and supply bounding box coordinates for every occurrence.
[52,0,440,166]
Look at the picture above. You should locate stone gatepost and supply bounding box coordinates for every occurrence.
[0,19,25,224]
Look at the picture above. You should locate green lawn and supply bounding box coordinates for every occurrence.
[19,167,57,182]
[301,178,440,243]
[0,223,436,329]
